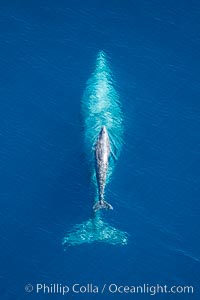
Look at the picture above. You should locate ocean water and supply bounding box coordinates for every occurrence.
[0,1,200,299]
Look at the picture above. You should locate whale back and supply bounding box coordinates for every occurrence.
[82,51,123,183]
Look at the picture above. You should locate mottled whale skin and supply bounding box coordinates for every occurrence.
[93,126,113,212]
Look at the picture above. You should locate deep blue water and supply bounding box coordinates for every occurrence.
[0,1,200,299]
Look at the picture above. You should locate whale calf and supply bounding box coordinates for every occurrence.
[93,126,113,212]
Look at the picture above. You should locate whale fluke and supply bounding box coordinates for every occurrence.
[62,215,128,247]
[93,200,113,212]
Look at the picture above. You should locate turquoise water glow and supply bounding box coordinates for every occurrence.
[63,51,128,247]
[82,51,124,182]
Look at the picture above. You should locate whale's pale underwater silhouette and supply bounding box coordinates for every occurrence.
[62,51,128,247]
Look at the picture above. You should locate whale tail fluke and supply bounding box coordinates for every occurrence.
[93,200,113,212]
[62,215,128,248]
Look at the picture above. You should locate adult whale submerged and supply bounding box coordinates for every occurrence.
[62,51,128,247]
[93,126,113,211]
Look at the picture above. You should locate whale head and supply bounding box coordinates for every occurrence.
[100,126,107,136]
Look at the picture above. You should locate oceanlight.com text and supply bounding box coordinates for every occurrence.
[25,283,194,296]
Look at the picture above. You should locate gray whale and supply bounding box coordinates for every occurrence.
[93,126,113,212]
